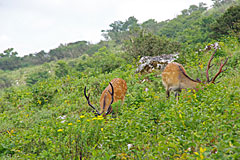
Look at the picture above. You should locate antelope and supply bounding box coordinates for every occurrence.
[161,49,228,98]
[84,78,127,116]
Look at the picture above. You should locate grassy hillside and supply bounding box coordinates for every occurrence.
[0,1,240,159]
[0,36,239,159]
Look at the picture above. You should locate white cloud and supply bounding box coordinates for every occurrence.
[0,0,213,56]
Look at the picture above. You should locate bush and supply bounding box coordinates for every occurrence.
[124,30,181,59]
[55,61,70,78]
[26,71,50,86]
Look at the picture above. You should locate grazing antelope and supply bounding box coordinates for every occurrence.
[162,49,228,98]
[84,78,127,116]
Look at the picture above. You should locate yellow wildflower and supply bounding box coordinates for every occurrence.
[80,115,85,118]
[97,115,103,119]
[77,120,81,122]
[179,114,182,119]
[194,152,199,156]
[68,123,73,126]
[7,130,12,136]
[37,100,41,104]
[97,116,103,120]
[57,129,63,132]
[200,147,206,153]
[101,128,103,131]
[92,117,98,120]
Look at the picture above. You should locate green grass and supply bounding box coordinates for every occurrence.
[0,39,240,159]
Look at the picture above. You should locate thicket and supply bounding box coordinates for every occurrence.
[124,30,181,59]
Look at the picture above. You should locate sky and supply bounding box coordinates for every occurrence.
[0,0,213,56]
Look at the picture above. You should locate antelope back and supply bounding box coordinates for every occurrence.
[100,78,127,113]
[162,62,199,91]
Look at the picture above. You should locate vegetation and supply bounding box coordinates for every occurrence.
[211,5,240,39]
[0,0,240,159]
[124,30,181,59]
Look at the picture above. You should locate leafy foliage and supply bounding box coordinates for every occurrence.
[0,36,239,159]
[211,5,240,39]
[77,47,126,74]
[102,16,140,43]
[26,71,50,86]
[124,30,181,59]
[55,61,70,78]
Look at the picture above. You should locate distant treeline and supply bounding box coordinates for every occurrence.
[0,41,108,70]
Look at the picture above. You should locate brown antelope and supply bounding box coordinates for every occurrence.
[84,78,127,116]
[161,49,228,98]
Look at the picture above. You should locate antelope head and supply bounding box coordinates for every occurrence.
[84,78,127,116]
[84,82,114,116]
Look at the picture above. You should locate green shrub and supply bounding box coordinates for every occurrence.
[26,71,50,86]
[55,61,70,78]
[124,30,181,59]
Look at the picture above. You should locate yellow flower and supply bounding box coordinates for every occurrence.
[97,116,103,120]
[97,115,103,119]
[37,100,41,104]
[7,130,12,136]
[80,115,85,118]
[200,147,206,153]
[57,129,63,132]
[68,123,73,126]
[193,93,197,99]
[179,114,182,119]
[194,152,199,156]
[101,128,103,131]
[77,120,81,122]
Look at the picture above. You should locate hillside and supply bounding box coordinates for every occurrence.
[0,1,240,159]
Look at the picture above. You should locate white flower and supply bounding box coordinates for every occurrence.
[58,115,66,120]
[127,144,133,150]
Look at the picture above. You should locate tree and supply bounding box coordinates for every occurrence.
[124,30,181,59]
[0,48,21,70]
[211,5,240,39]
[141,19,159,34]
[0,48,18,58]
[102,16,140,43]
[212,0,235,7]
